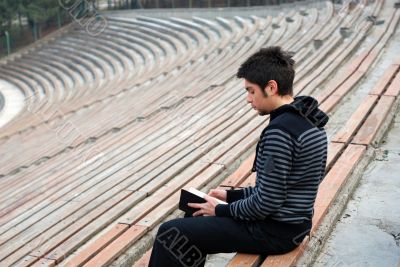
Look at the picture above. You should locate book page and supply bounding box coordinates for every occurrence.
[188,187,227,204]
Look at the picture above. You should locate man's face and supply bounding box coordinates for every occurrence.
[244,79,274,116]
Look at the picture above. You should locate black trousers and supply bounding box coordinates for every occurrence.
[148,214,311,267]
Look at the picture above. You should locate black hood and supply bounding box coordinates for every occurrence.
[290,96,329,127]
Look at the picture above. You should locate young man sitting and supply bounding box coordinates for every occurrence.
[148,46,329,267]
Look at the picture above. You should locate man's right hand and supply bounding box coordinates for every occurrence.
[208,189,227,202]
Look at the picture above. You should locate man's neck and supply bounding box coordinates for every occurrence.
[273,95,294,111]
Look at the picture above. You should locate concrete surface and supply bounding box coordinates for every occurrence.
[0,90,4,112]
[313,107,400,267]
[0,80,25,129]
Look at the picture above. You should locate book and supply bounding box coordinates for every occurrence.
[178,187,227,215]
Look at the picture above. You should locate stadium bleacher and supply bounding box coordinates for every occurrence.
[0,0,399,266]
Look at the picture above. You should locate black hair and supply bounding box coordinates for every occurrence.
[236,46,295,96]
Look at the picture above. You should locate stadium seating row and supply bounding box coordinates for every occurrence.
[1,0,399,266]
[0,2,334,266]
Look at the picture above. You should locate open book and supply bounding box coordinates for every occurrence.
[179,187,227,215]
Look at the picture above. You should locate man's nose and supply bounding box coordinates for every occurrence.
[246,95,252,103]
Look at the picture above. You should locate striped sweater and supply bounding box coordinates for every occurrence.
[216,96,329,223]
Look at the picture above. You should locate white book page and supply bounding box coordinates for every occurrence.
[188,187,227,204]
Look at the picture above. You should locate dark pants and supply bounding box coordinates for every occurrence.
[148,214,311,267]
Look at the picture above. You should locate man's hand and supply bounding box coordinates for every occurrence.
[188,195,220,217]
[208,189,227,202]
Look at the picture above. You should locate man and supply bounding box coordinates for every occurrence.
[148,46,329,267]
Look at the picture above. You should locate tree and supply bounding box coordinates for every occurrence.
[21,0,61,40]
[0,0,16,34]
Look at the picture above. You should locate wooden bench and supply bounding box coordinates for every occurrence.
[0,12,234,137]
[56,5,366,265]
[0,4,310,258]
[23,9,314,266]
[0,14,239,175]
[0,19,278,262]
[1,4,389,266]
[0,3,326,193]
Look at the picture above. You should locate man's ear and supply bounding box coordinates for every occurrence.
[267,80,279,96]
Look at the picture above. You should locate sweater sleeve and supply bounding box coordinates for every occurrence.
[216,129,293,220]
[226,189,245,203]
[226,186,256,202]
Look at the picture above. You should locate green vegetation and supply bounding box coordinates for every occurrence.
[0,0,65,42]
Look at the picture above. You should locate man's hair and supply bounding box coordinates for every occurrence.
[236,46,295,96]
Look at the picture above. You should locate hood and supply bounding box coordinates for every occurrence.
[290,96,329,127]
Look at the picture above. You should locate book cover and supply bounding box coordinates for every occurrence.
[178,187,227,215]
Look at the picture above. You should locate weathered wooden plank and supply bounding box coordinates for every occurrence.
[384,71,400,97]
[83,225,148,267]
[237,172,256,188]
[312,144,366,231]
[352,96,395,145]
[331,95,378,143]
[319,70,365,113]
[218,153,254,188]
[132,248,152,267]
[260,237,309,267]
[326,142,345,170]
[369,64,399,95]
[227,253,262,267]
[64,224,129,267]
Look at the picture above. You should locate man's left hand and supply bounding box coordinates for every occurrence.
[188,195,219,216]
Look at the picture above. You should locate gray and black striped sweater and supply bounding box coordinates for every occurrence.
[216,96,329,224]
